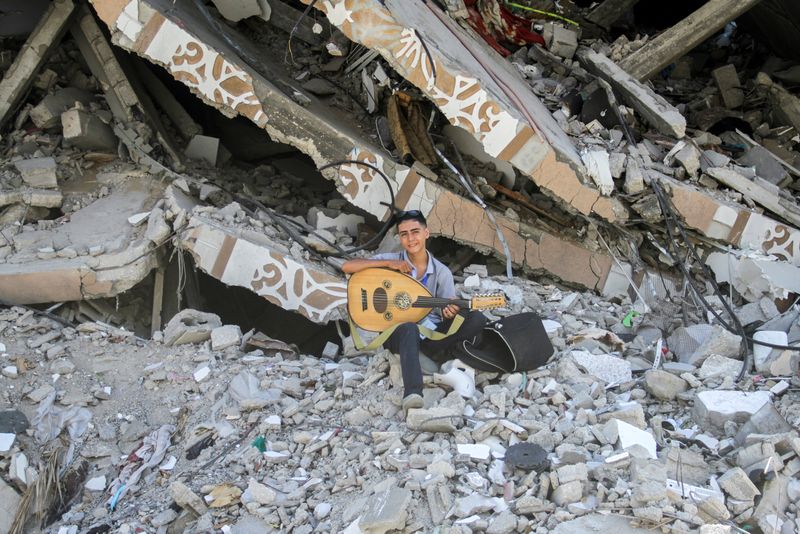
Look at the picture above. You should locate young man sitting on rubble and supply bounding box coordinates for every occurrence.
[342,210,487,419]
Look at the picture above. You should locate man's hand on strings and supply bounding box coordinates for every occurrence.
[442,304,460,320]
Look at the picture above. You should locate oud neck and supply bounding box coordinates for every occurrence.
[413,297,469,309]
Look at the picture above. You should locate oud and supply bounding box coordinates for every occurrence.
[347,268,506,332]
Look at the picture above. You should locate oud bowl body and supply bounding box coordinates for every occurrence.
[347,268,432,331]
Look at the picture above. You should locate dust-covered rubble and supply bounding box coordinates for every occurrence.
[0,263,798,533]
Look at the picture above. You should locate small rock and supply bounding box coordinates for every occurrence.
[718,467,760,501]
[359,485,412,533]
[85,476,106,492]
[211,325,242,351]
[644,369,688,400]
[244,479,276,505]
[551,480,583,505]
[170,481,208,515]
[50,359,75,375]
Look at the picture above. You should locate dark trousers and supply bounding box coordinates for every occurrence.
[384,311,487,397]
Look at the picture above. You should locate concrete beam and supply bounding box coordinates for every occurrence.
[619,0,764,81]
[576,48,686,138]
[0,0,75,130]
[90,0,632,296]
[71,5,183,167]
[305,0,627,224]
[664,178,800,267]
[180,216,348,324]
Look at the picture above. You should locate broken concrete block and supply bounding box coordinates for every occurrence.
[712,65,744,109]
[545,24,579,60]
[718,467,760,502]
[734,402,792,445]
[145,208,171,244]
[581,149,614,195]
[698,354,742,380]
[9,452,29,488]
[707,253,800,303]
[211,325,242,351]
[61,108,117,151]
[14,157,57,188]
[644,369,687,400]
[700,150,731,173]
[752,475,789,530]
[606,418,657,459]
[163,309,222,346]
[697,494,731,523]
[753,330,788,373]
[0,478,22,533]
[556,463,587,484]
[406,407,460,433]
[738,145,790,186]
[30,87,94,129]
[185,135,229,167]
[624,157,645,194]
[359,485,411,533]
[669,324,742,366]
[577,48,686,138]
[313,211,365,237]
[242,478,276,505]
[571,351,631,384]
[170,481,207,516]
[85,475,106,492]
[608,152,626,179]
[552,514,652,533]
[23,189,63,208]
[551,480,583,505]
[674,143,701,177]
[692,390,772,434]
[0,432,15,451]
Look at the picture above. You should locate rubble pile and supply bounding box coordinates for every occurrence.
[1,0,800,533]
[0,269,799,533]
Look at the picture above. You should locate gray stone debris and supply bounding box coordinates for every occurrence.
[359,485,411,533]
[644,369,688,400]
[211,324,243,351]
[13,156,58,189]
[163,309,222,346]
[693,390,773,434]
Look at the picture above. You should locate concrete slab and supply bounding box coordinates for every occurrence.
[577,48,686,138]
[179,216,348,323]
[0,178,165,304]
[90,0,632,295]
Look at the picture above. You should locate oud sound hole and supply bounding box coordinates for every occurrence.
[383,312,393,321]
[373,287,387,313]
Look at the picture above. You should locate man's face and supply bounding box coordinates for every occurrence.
[397,219,429,255]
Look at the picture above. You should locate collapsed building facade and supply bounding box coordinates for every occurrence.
[0,0,799,533]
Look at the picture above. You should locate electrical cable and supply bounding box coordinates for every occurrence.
[650,179,750,380]
[433,146,514,279]
[650,180,800,384]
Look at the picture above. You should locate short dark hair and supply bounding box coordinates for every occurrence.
[394,209,426,227]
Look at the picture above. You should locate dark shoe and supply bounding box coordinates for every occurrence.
[402,393,424,419]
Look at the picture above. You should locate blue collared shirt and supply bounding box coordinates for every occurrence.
[371,250,456,327]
